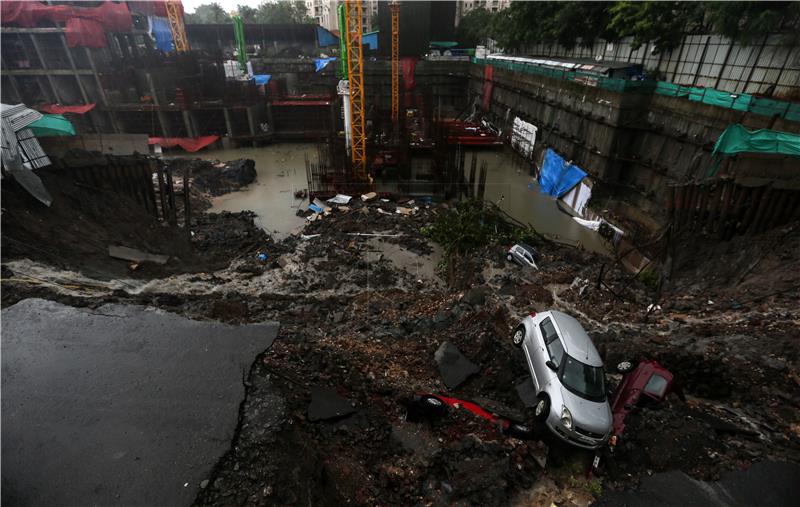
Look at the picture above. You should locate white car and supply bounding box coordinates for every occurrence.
[512,310,612,449]
[507,243,538,269]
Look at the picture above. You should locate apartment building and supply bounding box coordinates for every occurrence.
[306,0,379,32]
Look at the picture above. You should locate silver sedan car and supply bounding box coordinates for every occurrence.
[512,310,612,449]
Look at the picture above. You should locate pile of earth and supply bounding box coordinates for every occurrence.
[1,166,271,282]
[171,158,257,197]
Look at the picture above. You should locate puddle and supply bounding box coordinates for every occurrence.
[176,144,609,252]
[174,144,312,240]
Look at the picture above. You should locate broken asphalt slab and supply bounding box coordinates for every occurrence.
[307,386,356,421]
[1,298,280,507]
[595,460,800,507]
[435,341,480,389]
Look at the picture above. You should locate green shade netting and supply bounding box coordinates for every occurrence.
[28,114,76,137]
[712,124,800,158]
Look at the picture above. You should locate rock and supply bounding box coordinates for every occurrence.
[434,342,479,389]
[464,286,489,306]
[307,386,356,422]
[200,479,209,489]
[515,376,538,408]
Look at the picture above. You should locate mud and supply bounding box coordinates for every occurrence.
[2,166,799,505]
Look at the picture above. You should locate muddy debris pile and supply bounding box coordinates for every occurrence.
[3,172,799,506]
[172,158,257,197]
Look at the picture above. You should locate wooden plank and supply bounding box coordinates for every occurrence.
[747,186,773,235]
[165,165,177,226]
[108,245,169,264]
[183,164,191,236]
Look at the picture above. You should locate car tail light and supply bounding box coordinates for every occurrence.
[529,311,537,318]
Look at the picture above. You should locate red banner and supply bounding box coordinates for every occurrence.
[148,136,220,153]
[36,104,96,115]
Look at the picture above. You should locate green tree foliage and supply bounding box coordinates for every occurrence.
[456,7,496,47]
[370,13,380,32]
[189,1,313,24]
[705,1,800,45]
[490,2,615,51]
[236,5,258,23]
[481,1,799,52]
[253,1,314,24]
[607,1,704,51]
[185,3,231,24]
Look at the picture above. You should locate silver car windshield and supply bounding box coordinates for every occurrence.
[560,355,605,402]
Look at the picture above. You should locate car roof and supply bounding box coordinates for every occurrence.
[548,310,603,366]
[516,243,536,254]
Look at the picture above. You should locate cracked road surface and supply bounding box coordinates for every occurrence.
[1,299,280,506]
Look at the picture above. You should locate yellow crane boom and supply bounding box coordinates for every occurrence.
[166,1,190,53]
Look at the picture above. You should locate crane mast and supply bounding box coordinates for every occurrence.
[344,0,367,181]
[390,2,400,125]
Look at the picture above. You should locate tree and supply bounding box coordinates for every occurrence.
[254,1,314,24]
[370,12,380,32]
[236,4,258,23]
[185,2,231,24]
[705,1,800,45]
[456,7,495,47]
[607,1,704,51]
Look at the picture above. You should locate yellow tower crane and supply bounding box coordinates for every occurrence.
[390,2,400,125]
[166,1,190,53]
[344,0,367,181]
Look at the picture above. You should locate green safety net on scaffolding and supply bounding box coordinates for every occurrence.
[472,57,800,122]
[708,123,800,176]
[233,16,247,72]
[337,3,348,80]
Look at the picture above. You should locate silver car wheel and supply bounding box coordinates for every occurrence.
[507,254,513,261]
[535,399,546,417]
[513,329,524,346]
[617,360,633,373]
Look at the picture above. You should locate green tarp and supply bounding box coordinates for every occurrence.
[712,124,800,158]
[27,114,75,137]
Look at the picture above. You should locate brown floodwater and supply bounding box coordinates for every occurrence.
[176,144,609,253]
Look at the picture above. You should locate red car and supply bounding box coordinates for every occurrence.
[608,360,682,448]
[409,392,535,440]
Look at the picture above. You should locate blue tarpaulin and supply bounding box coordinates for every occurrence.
[252,74,271,86]
[148,16,173,52]
[362,31,378,51]
[314,57,336,72]
[317,26,339,47]
[538,148,587,198]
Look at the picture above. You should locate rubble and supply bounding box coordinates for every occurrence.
[435,341,480,389]
[307,387,356,422]
[3,172,799,505]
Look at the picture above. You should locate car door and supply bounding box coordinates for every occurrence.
[523,251,534,267]
[532,317,562,390]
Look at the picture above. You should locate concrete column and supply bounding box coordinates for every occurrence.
[84,47,121,133]
[29,33,62,103]
[223,107,235,138]
[146,72,172,137]
[1,59,23,103]
[59,34,98,131]
[181,110,196,138]
[246,106,257,137]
